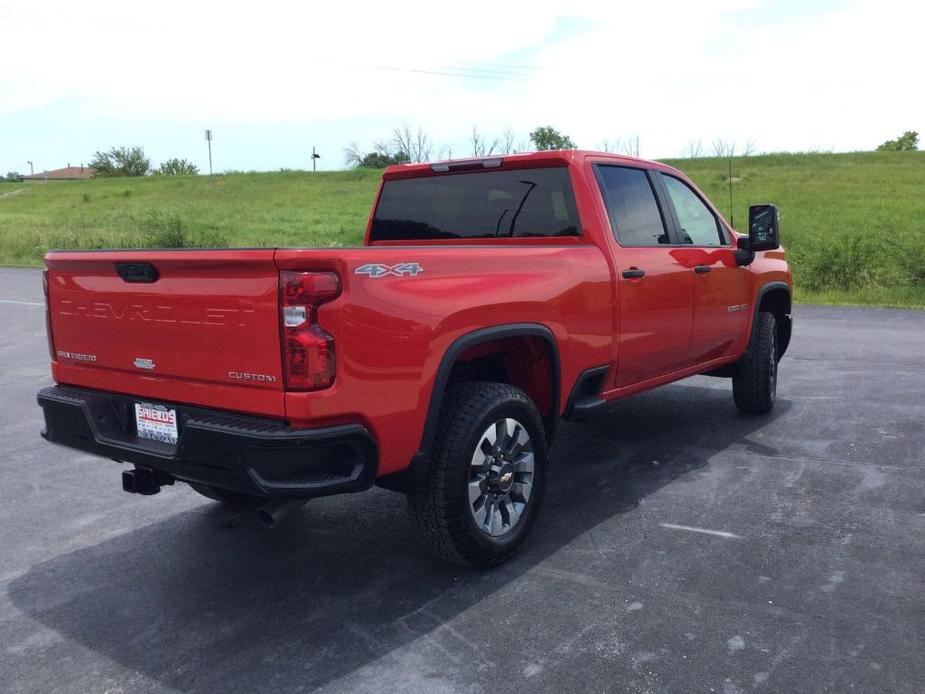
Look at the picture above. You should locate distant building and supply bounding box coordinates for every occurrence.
[23,165,95,181]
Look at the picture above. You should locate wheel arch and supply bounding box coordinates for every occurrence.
[754,281,792,359]
[381,323,561,494]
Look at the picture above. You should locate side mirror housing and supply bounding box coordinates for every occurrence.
[748,204,780,252]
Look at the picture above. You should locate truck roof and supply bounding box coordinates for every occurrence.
[382,150,675,180]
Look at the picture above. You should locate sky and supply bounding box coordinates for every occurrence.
[1,0,922,174]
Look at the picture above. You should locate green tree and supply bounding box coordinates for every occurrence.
[153,158,199,175]
[876,131,919,151]
[529,126,576,151]
[90,146,151,177]
[3,171,23,182]
[344,140,411,168]
[360,151,410,167]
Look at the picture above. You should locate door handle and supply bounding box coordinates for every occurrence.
[694,265,712,274]
[622,268,646,279]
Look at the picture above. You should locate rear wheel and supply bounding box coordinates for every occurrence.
[188,482,265,508]
[408,382,548,567]
[733,311,778,414]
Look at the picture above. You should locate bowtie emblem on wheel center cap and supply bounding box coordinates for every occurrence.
[489,460,516,493]
[496,462,515,492]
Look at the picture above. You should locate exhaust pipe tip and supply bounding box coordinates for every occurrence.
[256,507,277,528]
[257,498,307,528]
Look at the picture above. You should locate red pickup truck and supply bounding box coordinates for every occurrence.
[37,150,792,566]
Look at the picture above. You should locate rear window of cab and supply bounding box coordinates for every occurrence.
[370,167,581,241]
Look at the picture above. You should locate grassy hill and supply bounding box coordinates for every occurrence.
[1,151,923,307]
[662,151,925,308]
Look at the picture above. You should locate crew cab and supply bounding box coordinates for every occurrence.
[37,150,792,566]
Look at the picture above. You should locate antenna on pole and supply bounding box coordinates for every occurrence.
[311,146,321,172]
[205,129,213,175]
[727,155,735,228]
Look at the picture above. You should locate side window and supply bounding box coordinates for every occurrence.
[661,175,724,246]
[595,166,670,246]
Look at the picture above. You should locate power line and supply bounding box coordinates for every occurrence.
[430,65,529,77]
[443,60,539,72]
[358,64,531,82]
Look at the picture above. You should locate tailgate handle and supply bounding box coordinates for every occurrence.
[115,262,159,283]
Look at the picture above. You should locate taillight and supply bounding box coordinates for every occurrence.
[43,270,56,360]
[279,271,340,390]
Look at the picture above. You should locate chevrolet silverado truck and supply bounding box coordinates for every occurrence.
[37,150,792,567]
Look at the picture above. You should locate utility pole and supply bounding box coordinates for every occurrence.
[205,130,213,175]
[27,160,33,176]
[727,156,735,228]
[311,146,320,172]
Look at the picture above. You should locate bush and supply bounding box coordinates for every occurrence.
[795,231,913,291]
[343,140,412,168]
[361,151,410,167]
[140,211,186,247]
[134,211,227,248]
[876,131,919,152]
[4,171,23,183]
[153,158,199,176]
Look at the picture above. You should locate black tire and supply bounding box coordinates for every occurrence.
[408,381,548,568]
[188,482,265,508]
[733,311,778,414]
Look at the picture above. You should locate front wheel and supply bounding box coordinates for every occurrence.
[733,311,778,414]
[408,382,548,567]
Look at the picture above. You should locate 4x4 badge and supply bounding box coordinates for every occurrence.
[355,263,423,278]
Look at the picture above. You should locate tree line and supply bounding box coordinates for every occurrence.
[4,129,917,182]
[341,126,767,167]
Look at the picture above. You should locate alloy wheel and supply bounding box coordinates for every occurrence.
[468,418,534,537]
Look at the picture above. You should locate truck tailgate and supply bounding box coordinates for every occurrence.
[45,250,286,417]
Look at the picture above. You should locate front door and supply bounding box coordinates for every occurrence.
[594,164,693,387]
[657,173,751,365]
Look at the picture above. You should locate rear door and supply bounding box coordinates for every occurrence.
[655,173,751,365]
[594,165,693,387]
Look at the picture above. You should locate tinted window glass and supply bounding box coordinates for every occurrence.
[595,166,669,246]
[370,167,580,241]
[662,175,724,246]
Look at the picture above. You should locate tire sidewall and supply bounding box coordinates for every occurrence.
[766,316,778,405]
[733,311,779,414]
[448,395,548,559]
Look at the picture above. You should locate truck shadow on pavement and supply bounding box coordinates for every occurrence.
[9,381,791,692]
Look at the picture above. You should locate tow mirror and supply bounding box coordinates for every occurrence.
[748,204,780,252]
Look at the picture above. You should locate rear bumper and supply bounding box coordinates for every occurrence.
[37,385,378,499]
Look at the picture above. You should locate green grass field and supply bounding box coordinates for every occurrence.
[662,151,925,308]
[1,151,923,307]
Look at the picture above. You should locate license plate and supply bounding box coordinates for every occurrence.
[134,402,178,445]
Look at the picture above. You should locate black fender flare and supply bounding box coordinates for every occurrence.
[383,323,561,493]
[752,281,792,359]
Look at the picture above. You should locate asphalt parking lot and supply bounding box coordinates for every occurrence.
[1,265,923,694]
